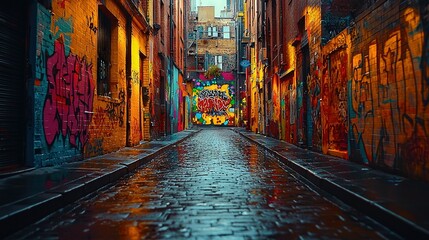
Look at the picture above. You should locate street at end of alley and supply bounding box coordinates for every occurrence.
[4,128,410,239]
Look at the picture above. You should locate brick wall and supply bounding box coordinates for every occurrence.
[307,0,323,151]
[34,0,130,164]
[86,0,128,157]
[321,30,350,158]
[348,0,429,180]
[35,0,99,165]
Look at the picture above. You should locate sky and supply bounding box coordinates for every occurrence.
[197,0,227,17]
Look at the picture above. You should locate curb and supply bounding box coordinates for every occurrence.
[0,129,200,238]
[236,130,429,239]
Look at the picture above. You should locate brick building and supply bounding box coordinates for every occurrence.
[245,0,429,181]
[186,4,238,126]
[0,0,187,173]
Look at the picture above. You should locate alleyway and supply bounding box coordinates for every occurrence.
[9,128,398,239]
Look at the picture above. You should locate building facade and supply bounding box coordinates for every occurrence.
[244,0,429,181]
[0,0,187,173]
[187,5,238,126]
[3,0,429,183]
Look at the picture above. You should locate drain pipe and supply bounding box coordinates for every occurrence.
[169,0,174,135]
[126,14,132,146]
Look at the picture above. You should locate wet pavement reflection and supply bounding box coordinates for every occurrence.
[10,129,399,239]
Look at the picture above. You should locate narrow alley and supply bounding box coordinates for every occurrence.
[8,129,399,239]
[2,0,429,239]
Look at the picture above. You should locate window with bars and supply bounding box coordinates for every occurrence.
[223,25,230,39]
[97,8,113,96]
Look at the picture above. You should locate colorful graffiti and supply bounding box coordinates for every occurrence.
[308,71,322,151]
[192,78,235,126]
[349,4,429,180]
[85,138,104,157]
[267,76,280,139]
[326,47,348,151]
[105,90,126,127]
[84,106,111,157]
[43,37,94,149]
[197,89,231,113]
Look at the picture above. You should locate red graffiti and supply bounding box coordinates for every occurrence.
[57,0,67,9]
[197,89,231,114]
[43,38,94,148]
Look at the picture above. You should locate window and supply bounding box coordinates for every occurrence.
[207,26,212,37]
[213,26,218,38]
[223,25,230,39]
[97,8,112,96]
[215,55,222,70]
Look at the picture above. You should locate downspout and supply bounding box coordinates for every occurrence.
[169,0,174,135]
[235,0,242,127]
[126,15,132,146]
[183,0,188,130]
[279,0,283,138]
[27,0,37,166]
[236,18,241,127]
[261,0,267,135]
[235,22,239,126]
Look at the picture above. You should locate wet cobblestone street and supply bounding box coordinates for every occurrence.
[10,129,398,239]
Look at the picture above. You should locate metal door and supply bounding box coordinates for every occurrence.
[0,1,27,169]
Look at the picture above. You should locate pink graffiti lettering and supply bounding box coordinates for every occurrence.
[197,89,231,114]
[43,39,94,148]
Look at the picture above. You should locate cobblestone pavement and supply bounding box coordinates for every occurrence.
[10,128,399,239]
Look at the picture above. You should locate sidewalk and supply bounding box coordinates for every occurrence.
[2,128,429,238]
[0,129,200,238]
[235,128,429,239]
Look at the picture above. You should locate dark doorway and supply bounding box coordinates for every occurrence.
[0,1,27,171]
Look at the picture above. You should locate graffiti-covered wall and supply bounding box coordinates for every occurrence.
[266,74,280,139]
[192,73,235,126]
[348,0,429,180]
[322,32,350,157]
[34,1,97,166]
[34,0,132,165]
[129,24,148,145]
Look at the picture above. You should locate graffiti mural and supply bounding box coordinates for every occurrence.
[104,90,126,127]
[192,77,235,126]
[308,72,322,151]
[85,138,104,157]
[198,89,230,113]
[43,37,95,149]
[348,2,429,180]
[267,76,280,139]
[84,106,113,157]
[326,47,348,151]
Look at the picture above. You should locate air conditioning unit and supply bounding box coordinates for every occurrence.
[259,47,267,60]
